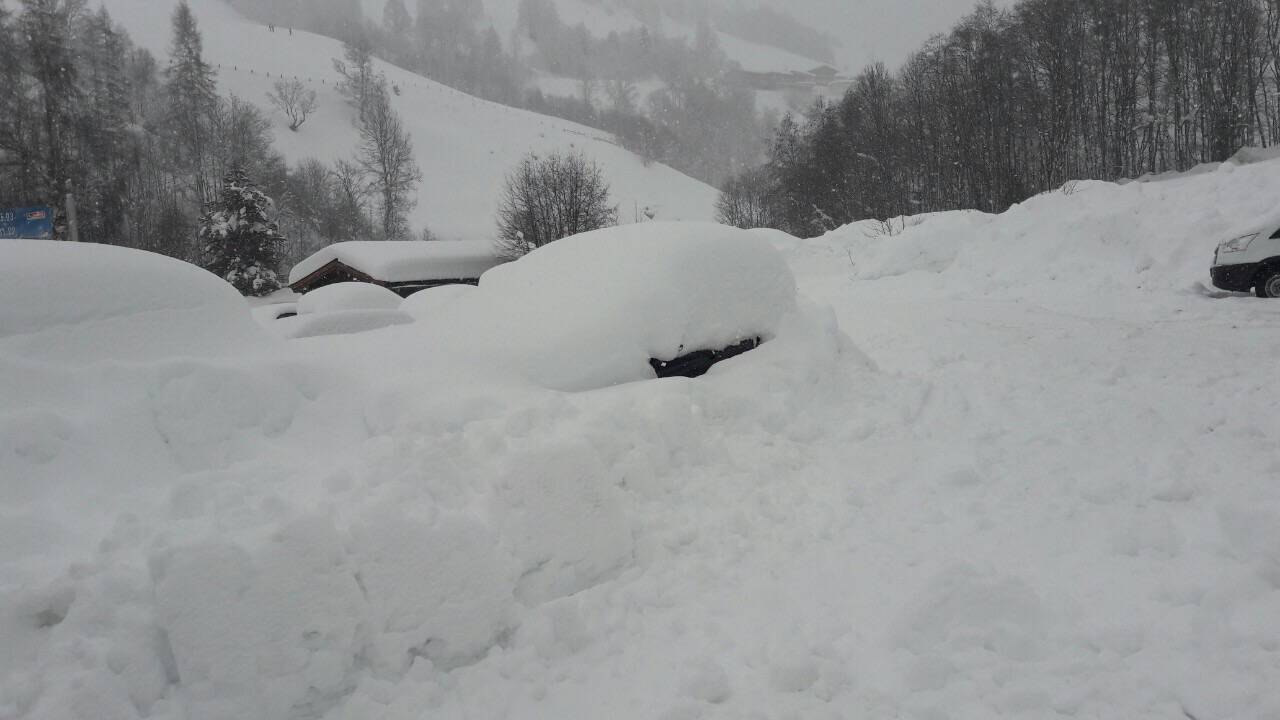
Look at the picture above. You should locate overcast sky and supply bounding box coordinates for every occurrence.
[760,0,1003,71]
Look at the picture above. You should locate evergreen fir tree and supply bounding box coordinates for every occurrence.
[165,0,219,204]
[0,6,30,189]
[20,0,83,202]
[78,6,136,244]
[382,0,410,35]
[198,168,285,296]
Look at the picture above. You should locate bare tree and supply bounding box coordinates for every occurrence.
[605,76,637,113]
[332,35,378,121]
[715,166,780,229]
[267,78,317,131]
[495,151,617,259]
[356,87,421,240]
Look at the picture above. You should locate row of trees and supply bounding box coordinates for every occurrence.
[0,0,428,296]
[0,0,305,263]
[720,0,1280,237]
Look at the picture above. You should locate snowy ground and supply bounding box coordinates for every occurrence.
[4,158,1280,719]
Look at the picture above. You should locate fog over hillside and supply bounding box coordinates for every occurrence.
[750,0,1015,69]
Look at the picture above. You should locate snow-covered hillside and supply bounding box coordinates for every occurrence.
[369,0,823,77]
[98,0,717,239]
[5,150,1280,720]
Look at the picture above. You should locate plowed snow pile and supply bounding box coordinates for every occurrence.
[4,158,1280,720]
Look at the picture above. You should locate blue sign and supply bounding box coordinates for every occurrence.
[0,206,55,239]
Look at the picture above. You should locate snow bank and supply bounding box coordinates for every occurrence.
[289,242,503,285]
[422,222,798,391]
[297,282,404,314]
[788,155,1280,303]
[0,240,265,363]
[2,222,854,720]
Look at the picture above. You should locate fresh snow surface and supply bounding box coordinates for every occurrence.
[95,0,718,239]
[296,283,406,315]
[288,242,504,286]
[6,156,1280,720]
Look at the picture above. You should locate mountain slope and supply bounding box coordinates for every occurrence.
[99,0,717,240]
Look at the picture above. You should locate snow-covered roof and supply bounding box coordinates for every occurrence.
[288,241,503,285]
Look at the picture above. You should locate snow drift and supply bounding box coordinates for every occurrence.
[7,153,1280,720]
[774,156,1280,305]
[0,227,848,720]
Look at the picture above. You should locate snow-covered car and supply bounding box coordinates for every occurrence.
[264,283,414,339]
[418,222,798,391]
[1211,218,1280,297]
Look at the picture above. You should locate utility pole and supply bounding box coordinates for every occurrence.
[65,180,79,243]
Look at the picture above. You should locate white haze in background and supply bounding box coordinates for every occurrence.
[754,0,1015,70]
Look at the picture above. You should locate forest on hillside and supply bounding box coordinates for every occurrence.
[0,0,415,272]
[720,0,1280,238]
[226,0,780,186]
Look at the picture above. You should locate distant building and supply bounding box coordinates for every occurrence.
[732,63,851,103]
[807,65,840,82]
[288,240,504,297]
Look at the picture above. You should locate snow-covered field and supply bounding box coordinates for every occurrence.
[5,155,1280,720]
[95,0,717,240]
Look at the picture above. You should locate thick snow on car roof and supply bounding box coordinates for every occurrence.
[288,241,502,285]
[417,221,798,391]
[0,240,266,363]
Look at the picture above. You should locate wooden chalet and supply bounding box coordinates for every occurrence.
[288,241,504,297]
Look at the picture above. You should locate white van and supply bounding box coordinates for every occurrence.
[1211,219,1280,297]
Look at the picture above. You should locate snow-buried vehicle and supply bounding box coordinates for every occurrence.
[417,222,798,391]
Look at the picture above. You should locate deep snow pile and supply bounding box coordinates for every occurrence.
[6,156,1280,720]
[1,229,846,720]
[772,155,1280,307]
